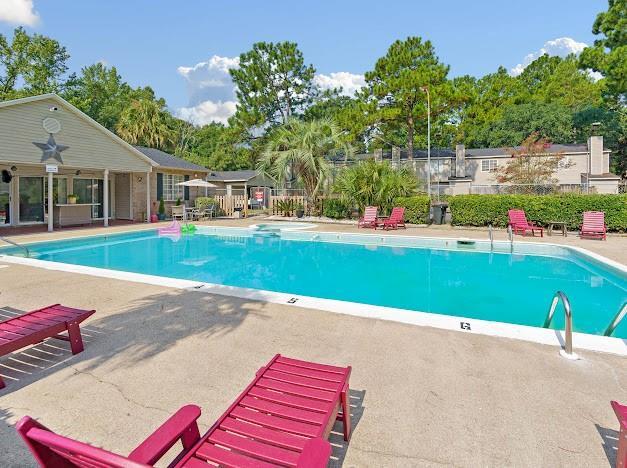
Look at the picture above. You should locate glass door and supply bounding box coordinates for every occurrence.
[0,179,10,227]
[18,176,44,223]
[43,176,68,222]
[73,178,111,219]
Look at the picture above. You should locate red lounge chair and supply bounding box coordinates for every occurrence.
[580,211,607,240]
[380,207,406,230]
[0,304,95,389]
[611,401,627,468]
[358,206,378,228]
[17,354,352,467]
[508,209,543,237]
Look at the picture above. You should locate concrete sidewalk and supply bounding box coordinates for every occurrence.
[0,264,625,467]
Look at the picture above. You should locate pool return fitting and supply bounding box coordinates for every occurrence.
[544,291,578,360]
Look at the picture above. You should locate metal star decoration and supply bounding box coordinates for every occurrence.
[33,134,69,164]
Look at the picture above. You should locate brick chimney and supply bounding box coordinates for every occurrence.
[455,144,466,177]
[588,135,606,174]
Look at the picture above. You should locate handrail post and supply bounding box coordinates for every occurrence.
[488,224,493,251]
[543,291,578,360]
[507,225,514,252]
[604,302,627,337]
[0,236,30,258]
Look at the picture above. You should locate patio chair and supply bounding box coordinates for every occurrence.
[508,209,543,237]
[380,207,406,230]
[1,304,95,389]
[171,205,185,221]
[611,401,626,468]
[358,206,379,228]
[17,354,352,467]
[580,211,606,240]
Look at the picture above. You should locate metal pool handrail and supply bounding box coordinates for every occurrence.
[507,225,514,252]
[0,236,30,258]
[544,291,577,359]
[488,224,493,251]
[603,302,627,337]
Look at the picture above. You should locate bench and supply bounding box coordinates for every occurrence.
[0,304,95,389]
[17,354,352,467]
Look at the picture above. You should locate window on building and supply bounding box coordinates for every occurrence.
[481,159,498,172]
[163,174,184,201]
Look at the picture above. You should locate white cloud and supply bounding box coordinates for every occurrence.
[177,55,240,106]
[510,37,588,76]
[176,100,237,126]
[175,55,239,125]
[176,55,366,125]
[0,0,39,26]
[314,72,365,96]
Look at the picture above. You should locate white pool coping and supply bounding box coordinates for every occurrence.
[1,228,625,357]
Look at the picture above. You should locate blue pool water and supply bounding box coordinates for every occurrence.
[2,229,626,338]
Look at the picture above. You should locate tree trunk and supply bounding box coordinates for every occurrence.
[407,114,414,161]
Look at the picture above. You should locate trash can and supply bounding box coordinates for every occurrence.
[431,202,448,225]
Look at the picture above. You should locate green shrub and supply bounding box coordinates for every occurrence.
[322,198,351,219]
[195,197,218,210]
[158,198,165,215]
[448,194,627,231]
[395,196,431,224]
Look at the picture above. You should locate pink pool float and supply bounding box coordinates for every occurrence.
[158,220,181,236]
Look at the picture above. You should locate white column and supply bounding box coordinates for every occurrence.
[146,172,151,222]
[47,171,53,232]
[103,169,109,227]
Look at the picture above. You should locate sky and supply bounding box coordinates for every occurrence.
[0,0,608,126]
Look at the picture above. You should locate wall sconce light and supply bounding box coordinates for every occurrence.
[10,166,17,172]
[137,176,143,182]
[75,170,81,176]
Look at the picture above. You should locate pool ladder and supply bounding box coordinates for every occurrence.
[0,236,30,258]
[488,225,494,251]
[604,302,626,337]
[543,291,578,360]
[507,225,514,252]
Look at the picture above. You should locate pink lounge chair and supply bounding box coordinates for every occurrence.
[508,209,543,237]
[611,401,627,468]
[358,206,379,228]
[158,220,181,236]
[380,207,406,230]
[580,211,607,240]
[1,304,95,389]
[17,354,352,467]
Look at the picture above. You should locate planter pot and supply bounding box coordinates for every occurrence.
[68,197,77,205]
[158,213,166,221]
[296,210,305,218]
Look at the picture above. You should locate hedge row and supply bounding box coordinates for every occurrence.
[395,196,431,224]
[448,194,627,231]
[322,198,352,219]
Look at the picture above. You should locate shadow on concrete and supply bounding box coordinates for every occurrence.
[596,423,618,467]
[329,388,366,467]
[0,290,261,394]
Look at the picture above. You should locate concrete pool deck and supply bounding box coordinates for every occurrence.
[0,218,626,466]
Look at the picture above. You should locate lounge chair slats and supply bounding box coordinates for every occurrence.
[17,355,351,467]
[270,362,344,383]
[263,369,340,392]
[240,396,327,425]
[208,429,300,466]
[220,417,308,451]
[229,406,320,438]
[248,386,330,413]
[358,206,379,228]
[256,377,335,402]
[275,355,347,374]
[581,211,607,240]
[0,304,95,389]
[194,443,278,468]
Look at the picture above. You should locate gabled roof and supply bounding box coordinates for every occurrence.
[0,93,157,168]
[134,146,209,172]
[465,144,593,158]
[207,170,260,182]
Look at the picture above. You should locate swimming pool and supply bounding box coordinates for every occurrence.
[1,227,625,341]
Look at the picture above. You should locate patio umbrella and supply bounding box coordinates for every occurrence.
[177,178,217,196]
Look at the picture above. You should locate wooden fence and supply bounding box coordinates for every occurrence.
[214,194,247,217]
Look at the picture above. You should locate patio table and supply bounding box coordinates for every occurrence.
[547,221,567,236]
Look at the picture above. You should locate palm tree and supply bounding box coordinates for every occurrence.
[258,118,353,202]
[116,98,174,149]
